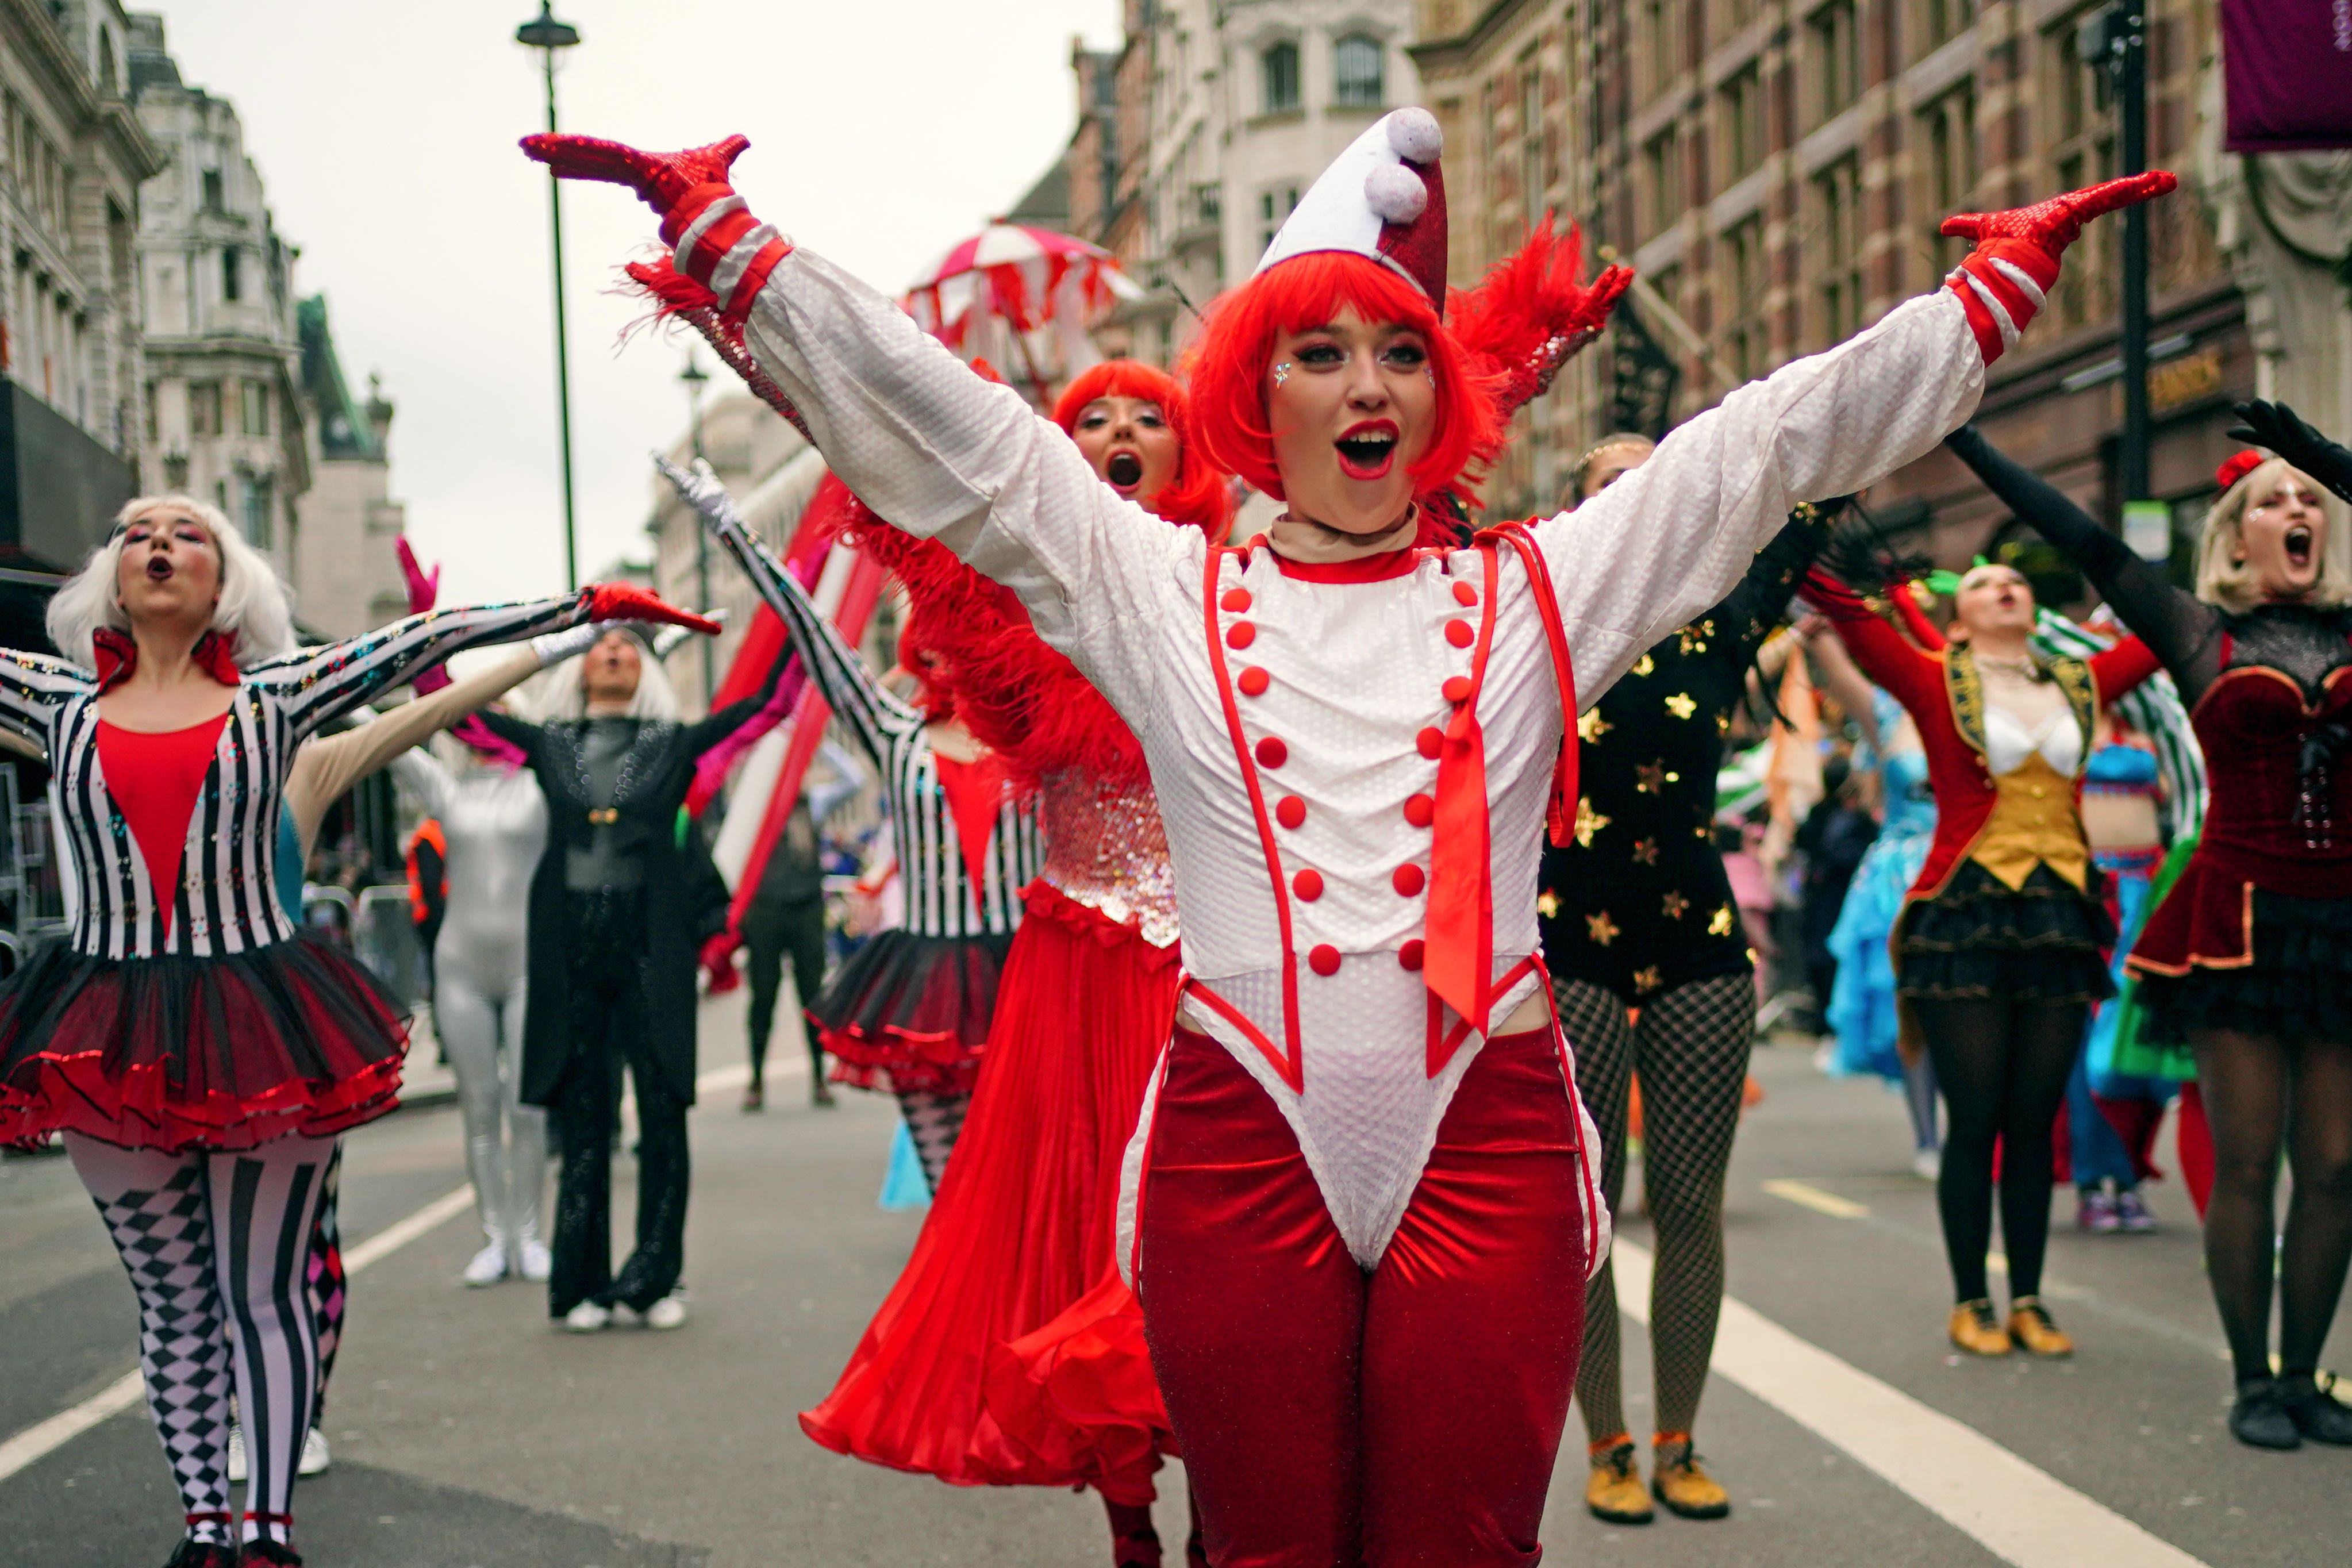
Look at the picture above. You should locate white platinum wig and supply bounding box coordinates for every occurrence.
[524,633,683,722]
[44,494,297,668]
[2193,457,2352,614]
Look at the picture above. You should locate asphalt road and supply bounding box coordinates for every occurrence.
[3,988,2343,1567]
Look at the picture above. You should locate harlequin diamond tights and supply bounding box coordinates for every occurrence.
[1135,1027,1588,1567]
[67,1131,337,1551]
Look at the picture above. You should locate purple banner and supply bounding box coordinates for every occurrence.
[2224,0,2352,152]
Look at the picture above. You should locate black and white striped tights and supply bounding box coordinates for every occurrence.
[67,1132,336,1551]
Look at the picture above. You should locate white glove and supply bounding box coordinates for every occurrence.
[529,621,604,667]
[653,453,748,533]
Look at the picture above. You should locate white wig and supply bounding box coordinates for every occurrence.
[524,632,683,722]
[44,494,297,668]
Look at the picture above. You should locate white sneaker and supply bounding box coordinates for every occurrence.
[516,1237,552,1283]
[226,1424,247,1483]
[462,1240,510,1288]
[1912,1148,1943,1182]
[639,1293,688,1331]
[563,1301,612,1333]
[298,1427,331,1476]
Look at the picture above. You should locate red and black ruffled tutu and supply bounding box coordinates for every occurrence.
[0,930,412,1153]
[810,928,1014,1096]
[801,883,1179,1501]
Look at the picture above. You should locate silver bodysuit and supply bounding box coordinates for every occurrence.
[396,751,550,1248]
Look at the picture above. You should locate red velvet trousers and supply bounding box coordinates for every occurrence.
[1136,1027,1589,1567]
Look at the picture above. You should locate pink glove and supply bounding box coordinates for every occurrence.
[397,537,454,695]
[585,582,721,637]
[1939,171,2177,363]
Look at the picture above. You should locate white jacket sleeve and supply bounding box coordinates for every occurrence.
[736,249,1182,718]
[1536,289,1985,702]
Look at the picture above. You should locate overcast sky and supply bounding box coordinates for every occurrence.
[151,1,1121,604]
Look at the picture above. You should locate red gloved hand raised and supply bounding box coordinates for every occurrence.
[1568,263,1635,340]
[699,931,742,994]
[1939,171,2177,363]
[585,582,721,637]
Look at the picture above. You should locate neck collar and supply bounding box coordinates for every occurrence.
[93,627,241,694]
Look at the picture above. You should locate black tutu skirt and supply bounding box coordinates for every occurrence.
[809,928,1014,1096]
[0,930,412,1154]
[1896,862,2116,1005]
[2134,887,2352,1046]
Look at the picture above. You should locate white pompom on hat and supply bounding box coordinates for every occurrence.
[1254,107,1451,312]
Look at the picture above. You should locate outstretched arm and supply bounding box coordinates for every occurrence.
[249,588,714,738]
[1944,424,2220,701]
[658,456,912,766]
[527,136,1185,722]
[1540,174,2174,701]
[1798,572,1948,724]
[0,650,87,743]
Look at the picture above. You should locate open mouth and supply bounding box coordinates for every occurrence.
[1335,421,1399,481]
[1105,451,1144,493]
[2286,525,2315,570]
[145,556,174,581]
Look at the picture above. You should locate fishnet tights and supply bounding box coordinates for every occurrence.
[1555,973,1755,1443]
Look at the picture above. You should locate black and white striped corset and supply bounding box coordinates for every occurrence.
[0,595,590,960]
[705,510,1042,939]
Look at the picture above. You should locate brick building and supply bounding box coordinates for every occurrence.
[1415,1,2257,573]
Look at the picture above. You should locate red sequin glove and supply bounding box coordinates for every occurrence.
[699,931,741,994]
[1568,264,1635,340]
[522,133,791,322]
[1939,172,2176,363]
[585,582,721,636]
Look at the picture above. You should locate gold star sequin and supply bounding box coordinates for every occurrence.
[1665,692,1697,720]
[1632,837,1659,866]
[1708,904,1735,936]
[1717,713,1732,734]
[1634,965,1664,995]
[1574,797,1611,847]
[1578,709,1613,743]
[1586,911,1620,947]
[1631,653,1655,677]
[1677,619,1716,655]
[1635,760,1680,794]
[1537,889,1561,918]
[1662,890,1690,920]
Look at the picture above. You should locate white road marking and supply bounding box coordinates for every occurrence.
[1,1179,478,1485]
[1613,1240,2209,1567]
[1762,1177,1870,1219]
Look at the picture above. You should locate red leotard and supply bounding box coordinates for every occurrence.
[96,713,231,937]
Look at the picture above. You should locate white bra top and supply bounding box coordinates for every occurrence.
[1984,703,2083,778]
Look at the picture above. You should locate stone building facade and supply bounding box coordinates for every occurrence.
[0,0,161,631]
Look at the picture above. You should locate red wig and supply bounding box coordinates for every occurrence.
[1051,359,1231,537]
[1183,252,1501,507]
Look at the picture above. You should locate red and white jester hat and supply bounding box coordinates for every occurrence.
[1256,107,1450,313]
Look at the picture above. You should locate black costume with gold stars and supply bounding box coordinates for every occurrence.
[1539,507,1834,1002]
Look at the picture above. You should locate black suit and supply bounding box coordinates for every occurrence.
[480,663,781,1316]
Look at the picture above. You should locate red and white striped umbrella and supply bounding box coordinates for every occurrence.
[904,222,1144,350]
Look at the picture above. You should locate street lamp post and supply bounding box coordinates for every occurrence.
[681,353,714,708]
[517,3,583,590]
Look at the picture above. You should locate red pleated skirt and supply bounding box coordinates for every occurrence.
[800,882,1179,1498]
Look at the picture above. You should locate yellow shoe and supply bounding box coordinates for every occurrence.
[2008,1296,2074,1358]
[1585,1436,1653,1524]
[1949,1298,2011,1357]
[1651,1435,1730,1519]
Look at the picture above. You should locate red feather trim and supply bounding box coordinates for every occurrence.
[1446,221,1606,455]
[836,505,1145,795]
[621,256,814,441]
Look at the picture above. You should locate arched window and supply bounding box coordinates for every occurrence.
[1335,33,1385,108]
[1261,40,1301,115]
